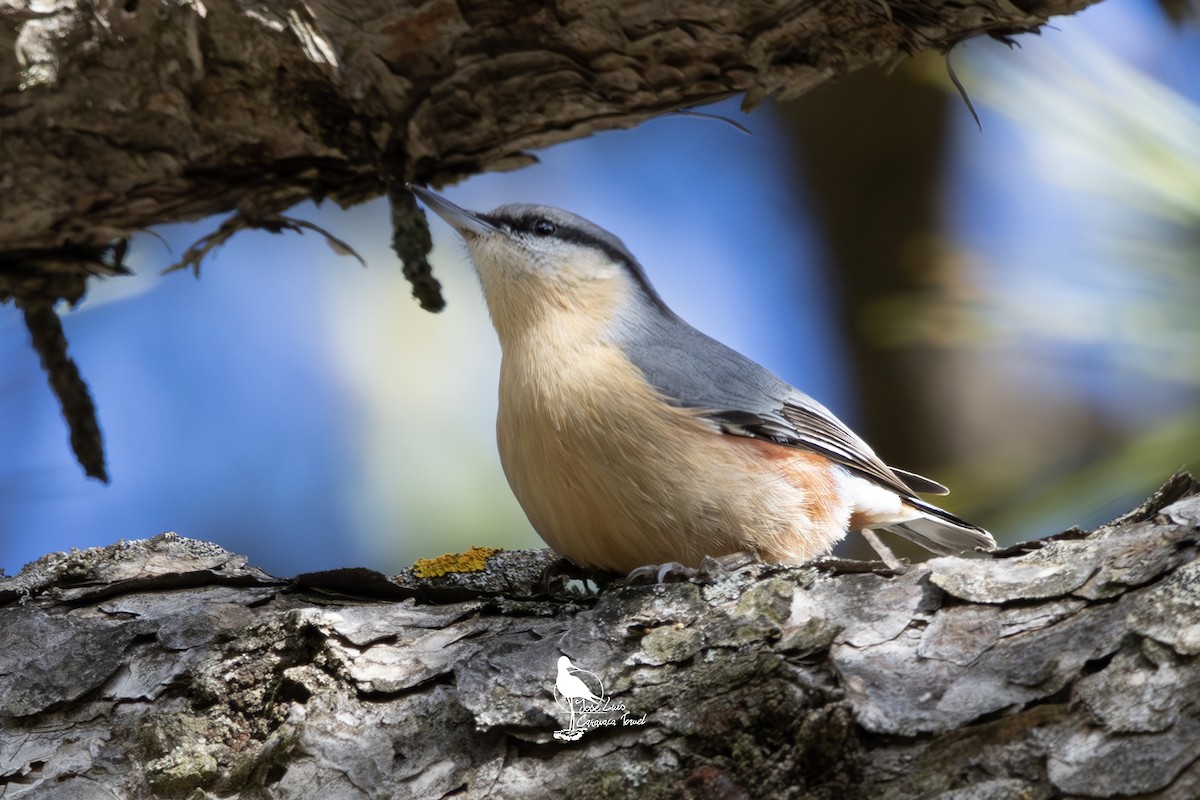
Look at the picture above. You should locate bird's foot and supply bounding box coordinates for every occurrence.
[698,550,760,576]
[625,551,760,585]
[625,561,695,584]
[540,557,609,596]
[861,529,909,574]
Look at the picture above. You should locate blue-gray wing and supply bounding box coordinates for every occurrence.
[615,312,947,499]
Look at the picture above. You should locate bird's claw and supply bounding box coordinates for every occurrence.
[625,561,695,584]
[861,529,909,574]
[625,551,760,585]
[698,550,760,576]
[540,557,606,595]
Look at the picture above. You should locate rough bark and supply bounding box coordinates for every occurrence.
[1,0,1099,260]
[1,472,1198,799]
[1,0,1105,303]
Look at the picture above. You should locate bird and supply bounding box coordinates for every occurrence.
[409,185,996,574]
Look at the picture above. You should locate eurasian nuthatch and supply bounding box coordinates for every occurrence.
[410,186,996,573]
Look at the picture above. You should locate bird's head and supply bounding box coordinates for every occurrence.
[410,186,670,345]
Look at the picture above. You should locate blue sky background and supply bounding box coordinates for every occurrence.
[1,0,1197,577]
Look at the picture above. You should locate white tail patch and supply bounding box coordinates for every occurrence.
[837,469,996,555]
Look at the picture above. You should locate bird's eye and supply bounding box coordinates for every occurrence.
[531,219,557,237]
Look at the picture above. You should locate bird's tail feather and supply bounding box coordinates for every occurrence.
[882,497,997,555]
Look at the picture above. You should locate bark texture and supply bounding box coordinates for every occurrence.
[1,0,1100,292]
[1,473,1198,799]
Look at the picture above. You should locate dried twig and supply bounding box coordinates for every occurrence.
[164,213,366,277]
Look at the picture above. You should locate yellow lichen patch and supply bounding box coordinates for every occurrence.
[411,546,502,578]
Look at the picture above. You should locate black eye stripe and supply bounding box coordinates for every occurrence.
[486,210,672,314]
[508,217,557,237]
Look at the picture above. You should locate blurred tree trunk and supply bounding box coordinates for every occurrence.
[1,475,1197,798]
[781,61,952,468]
[780,61,959,558]
[779,59,1119,553]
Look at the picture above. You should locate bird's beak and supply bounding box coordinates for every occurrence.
[408,185,502,237]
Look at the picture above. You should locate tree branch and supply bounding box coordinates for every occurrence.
[2,473,1197,798]
[3,0,1100,293]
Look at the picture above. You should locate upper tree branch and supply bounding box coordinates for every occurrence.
[2,0,1097,269]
